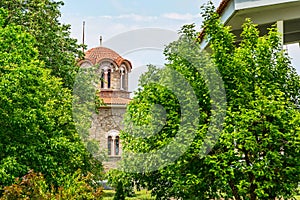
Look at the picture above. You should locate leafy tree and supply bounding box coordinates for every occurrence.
[0,8,101,188]
[117,24,219,199]
[199,3,300,199]
[0,0,83,88]
[116,3,300,200]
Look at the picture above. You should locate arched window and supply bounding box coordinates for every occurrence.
[107,130,121,156]
[115,136,120,155]
[100,70,104,88]
[107,69,111,88]
[120,68,125,90]
[80,61,92,68]
[100,68,111,89]
[108,136,112,155]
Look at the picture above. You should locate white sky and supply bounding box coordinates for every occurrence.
[60,0,300,93]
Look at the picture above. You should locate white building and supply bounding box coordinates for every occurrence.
[200,0,300,50]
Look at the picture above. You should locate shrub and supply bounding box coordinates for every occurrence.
[0,170,103,200]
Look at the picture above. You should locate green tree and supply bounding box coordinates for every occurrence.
[0,9,101,188]
[1,0,105,163]
[199,3,300,199]
[115,4,300,200]
[117,24,220,199]
[0,0,83,88]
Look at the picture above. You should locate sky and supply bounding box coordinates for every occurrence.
[60,0,300,93]
[60,0,211,48]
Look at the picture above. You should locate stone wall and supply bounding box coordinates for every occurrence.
[90,106,127,170]
[110,69,129,91]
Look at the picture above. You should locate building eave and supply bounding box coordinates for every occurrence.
[199,0,300,50]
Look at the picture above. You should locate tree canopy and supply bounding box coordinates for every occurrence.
[0,0,83,88]
[0,8,99,187]
[113,3,300,200]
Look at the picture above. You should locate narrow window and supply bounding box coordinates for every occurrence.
[108,136,112,155]
[100,70,104,88]
[120,68,125,90]
[115,136,119,155]
[122,73,126,90]
[107,69,111,88]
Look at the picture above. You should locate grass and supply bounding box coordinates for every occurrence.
[102,189,155,200]
[102,190,300,200]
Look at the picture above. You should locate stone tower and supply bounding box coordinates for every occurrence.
[78,46,132,170]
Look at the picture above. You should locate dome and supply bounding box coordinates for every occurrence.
[81,47,132,69]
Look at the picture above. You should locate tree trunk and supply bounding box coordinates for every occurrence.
[229,179,241,200]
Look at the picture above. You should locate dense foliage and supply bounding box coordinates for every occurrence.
[0,8,101,189]
[0,0,83,88]
[114,24,219,199]
[0,170,103,200]
[200,3,300,199]
[114,3,300,200]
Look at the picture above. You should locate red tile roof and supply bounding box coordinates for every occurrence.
[82,47,132,68]
[216,0,231,15]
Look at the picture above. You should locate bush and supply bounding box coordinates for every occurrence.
[0,170,103,200]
